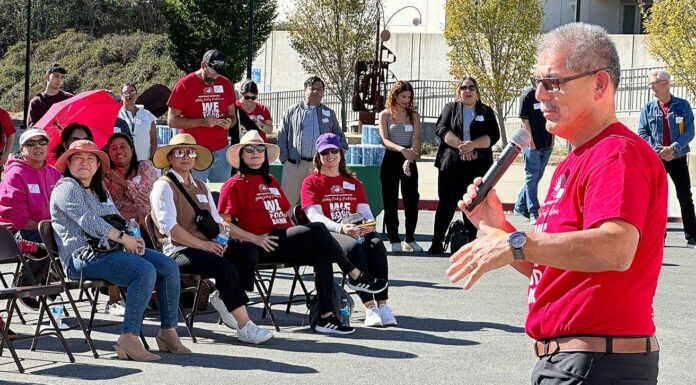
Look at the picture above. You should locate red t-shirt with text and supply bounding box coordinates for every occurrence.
[300,173,368,222]
[218,174,292,235]
[235,100,272,122]
[167,72,235,151]
[526,123,667,340]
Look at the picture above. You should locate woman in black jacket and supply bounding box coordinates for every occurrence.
[428,77,500,254]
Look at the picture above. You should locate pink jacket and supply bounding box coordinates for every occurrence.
[0,156,61,232]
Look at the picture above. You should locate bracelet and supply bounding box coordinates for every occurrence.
[117,231,125,243]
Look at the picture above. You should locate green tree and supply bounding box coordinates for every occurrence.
[285,0,376,130]
[643,0,696,99]
[162,0,277,81]
[445,0,544,145]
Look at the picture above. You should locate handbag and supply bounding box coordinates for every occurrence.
[166,172,219,240]
[444,220,469,253]
[75,214,127,263]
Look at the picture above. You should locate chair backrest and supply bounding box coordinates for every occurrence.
[0,226,22,265]
[211,191,220,206]
[291,204,309,225]
[38,220,68,280]
[143,213,165,252]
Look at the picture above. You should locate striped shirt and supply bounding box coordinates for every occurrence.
[385,112,414,147]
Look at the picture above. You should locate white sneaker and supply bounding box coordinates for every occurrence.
[209,291,238,330]
[104,301,126,316]
[379,304,397,326]
[530,215,539,225]
[391,243,402,252]
[237,320,273,344]
[404,241,423,252]
[364,305,383,327]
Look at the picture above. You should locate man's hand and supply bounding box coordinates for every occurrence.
[0,153,8,166]
[657,145,675,161]
[459,177,506,230]
[217,117,232,129]
[202,116,219,128]
[446,222,513,290]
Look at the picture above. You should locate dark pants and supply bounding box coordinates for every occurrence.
[380,150,420,243]
[171,241,257,312]
[331,232,389,303]
[532,351,659,384]
[663,157,696,239]
[258,223,349,314]
[432,160,489,244]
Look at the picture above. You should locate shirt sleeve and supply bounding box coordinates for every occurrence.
[519,90,533,120]
[217,179,238,218]
[259,103,272,121]
[0,172,29,229]
[305,204,342,233]
[275,178,292,213]
[1,110,16,137]
[167,79,186,111]
[354,180,369,205]
[150,180,178,237]
[52,180,114,238]
[356,203,374,221]
[300,176,321,209]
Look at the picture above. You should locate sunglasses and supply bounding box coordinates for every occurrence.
[243,144,266,154]
[24,139,49,147]
[171,149,198,158]
[459,85,477,92]
[243,95,258,101]
[320,148,340,156]
[530,67,608,93]
[206,62,227,73]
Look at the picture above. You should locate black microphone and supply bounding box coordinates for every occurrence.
[465,128,532,211]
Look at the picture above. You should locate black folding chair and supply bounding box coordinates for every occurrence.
[0,226,74,373]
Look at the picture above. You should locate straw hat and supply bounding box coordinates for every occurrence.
[152,133,213,171]
[55,140,110,174]
[226,130,279,169]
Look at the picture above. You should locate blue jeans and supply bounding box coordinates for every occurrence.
[67,249,180,335]
[515,147,552,217]
[192,145,231,182]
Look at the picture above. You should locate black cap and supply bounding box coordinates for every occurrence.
[202,49,227,76]
[45,63,67,76]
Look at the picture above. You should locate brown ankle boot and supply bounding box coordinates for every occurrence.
[114,334,161,361]
[156,329,192,354]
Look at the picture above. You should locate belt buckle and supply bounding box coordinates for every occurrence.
[535,339,561,358]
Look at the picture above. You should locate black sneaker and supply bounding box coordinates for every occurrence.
[347,272,387,294]
[427,242,445,255]
[687,238,696,248]
[314,314,355,335]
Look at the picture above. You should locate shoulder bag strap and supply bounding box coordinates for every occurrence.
[166,172,203,215]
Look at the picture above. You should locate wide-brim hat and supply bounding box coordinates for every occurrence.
[55,140,110,174]
[152,133,213,171]
[226,130,279,169]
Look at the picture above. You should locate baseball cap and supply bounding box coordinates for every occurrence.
[315,133,341,153]
[202,49,228,76]
[19,128,49,146]
[45,63,67,76]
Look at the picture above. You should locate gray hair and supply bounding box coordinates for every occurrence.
[537,23,620,90]
[648,68,670,81]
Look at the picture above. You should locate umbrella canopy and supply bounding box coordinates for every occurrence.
[34,89,122,153]
[136,84,171,118]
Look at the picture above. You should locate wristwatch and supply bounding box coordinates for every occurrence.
[508,231,527,261]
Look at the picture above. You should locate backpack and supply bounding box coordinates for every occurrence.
[444,220,469,253]
[308,281,355,328]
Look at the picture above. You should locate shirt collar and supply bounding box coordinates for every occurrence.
[170,169,198,188]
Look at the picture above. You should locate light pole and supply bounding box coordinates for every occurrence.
[22,0,31,128]
[246,0,254,80]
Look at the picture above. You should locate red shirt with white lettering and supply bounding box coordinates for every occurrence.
[526,122,667,340]
[235,100,272,122]
[1,108,16,151]
[167,72,235,151]
[300,173,368,223]
[218,174,292,235]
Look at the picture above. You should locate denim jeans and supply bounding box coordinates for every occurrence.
[515,147,552,217]
[67,248,180,335]
[192,145,232,182]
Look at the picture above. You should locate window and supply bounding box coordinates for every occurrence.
[621,1,653,34]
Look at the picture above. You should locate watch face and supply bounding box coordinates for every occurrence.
[509,231,526,249]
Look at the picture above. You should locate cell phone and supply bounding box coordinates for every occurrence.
[356,220,377,228]
[219,114,233,120]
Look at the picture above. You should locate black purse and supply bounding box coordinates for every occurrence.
[444,220,469,253]
[166,172,219,240]
[85,214,127,252]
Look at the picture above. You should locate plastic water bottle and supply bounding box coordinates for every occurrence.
[339,298,350,326]
[215,226,230,246]
[127,219,141,237]
[51,295,67,330]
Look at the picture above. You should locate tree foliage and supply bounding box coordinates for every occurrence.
[643,0,696,99]
[445,0,544,145]
[162,0,277,81]
[285,0,376,129]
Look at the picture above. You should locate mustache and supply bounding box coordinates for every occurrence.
[541,102,557,111]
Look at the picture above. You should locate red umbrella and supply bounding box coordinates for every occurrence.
[34,89,122,154]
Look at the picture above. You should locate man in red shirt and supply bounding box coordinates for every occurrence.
[447,23,665,384]
[26,63,73,128]
[0,107,16,171]
[167,49,237,182]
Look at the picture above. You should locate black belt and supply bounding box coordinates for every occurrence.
[287,157,313,164]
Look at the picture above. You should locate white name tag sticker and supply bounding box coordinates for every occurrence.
[534,103,542,110]
[213,85,224,93]
[343,181,356,190]
[322,109,331,117]
[196,194,208,203]
[404,124,413,132]
[322,118,329,123]
[113,127,121,133]
[475,115,485,122]
[676,116,684,124]
[28,184,40,194]
[269,187,281,196]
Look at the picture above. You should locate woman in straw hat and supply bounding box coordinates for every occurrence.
[150,133,273,344]
[50,139,190,362]
[217,131,387,335]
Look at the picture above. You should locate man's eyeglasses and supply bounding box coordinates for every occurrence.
[243,144,266,154]
[320,148,340,156]
[24,139,49,147]
[243,95,258,101]
[459,85,477,92]
[531,67,608,93]
[206,61,227,73]
[171,149,198,158]
[121,90,137,96]
[648,79,668,88]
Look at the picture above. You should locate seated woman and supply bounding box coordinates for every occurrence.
[150,133,273,345]
[301,133,396,327]
[50,139,190,362]
[49,123,93,165]
[102,132,159,315]
[217,130,387,335]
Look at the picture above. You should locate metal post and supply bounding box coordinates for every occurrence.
[22,0,31,128]
[575,0,581,22]
[246,0,254,79]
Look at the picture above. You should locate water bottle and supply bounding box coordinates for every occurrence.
[215,226,230,246]
[127,219,141,237]
[339,298,350,326]
[51,295,67,330]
